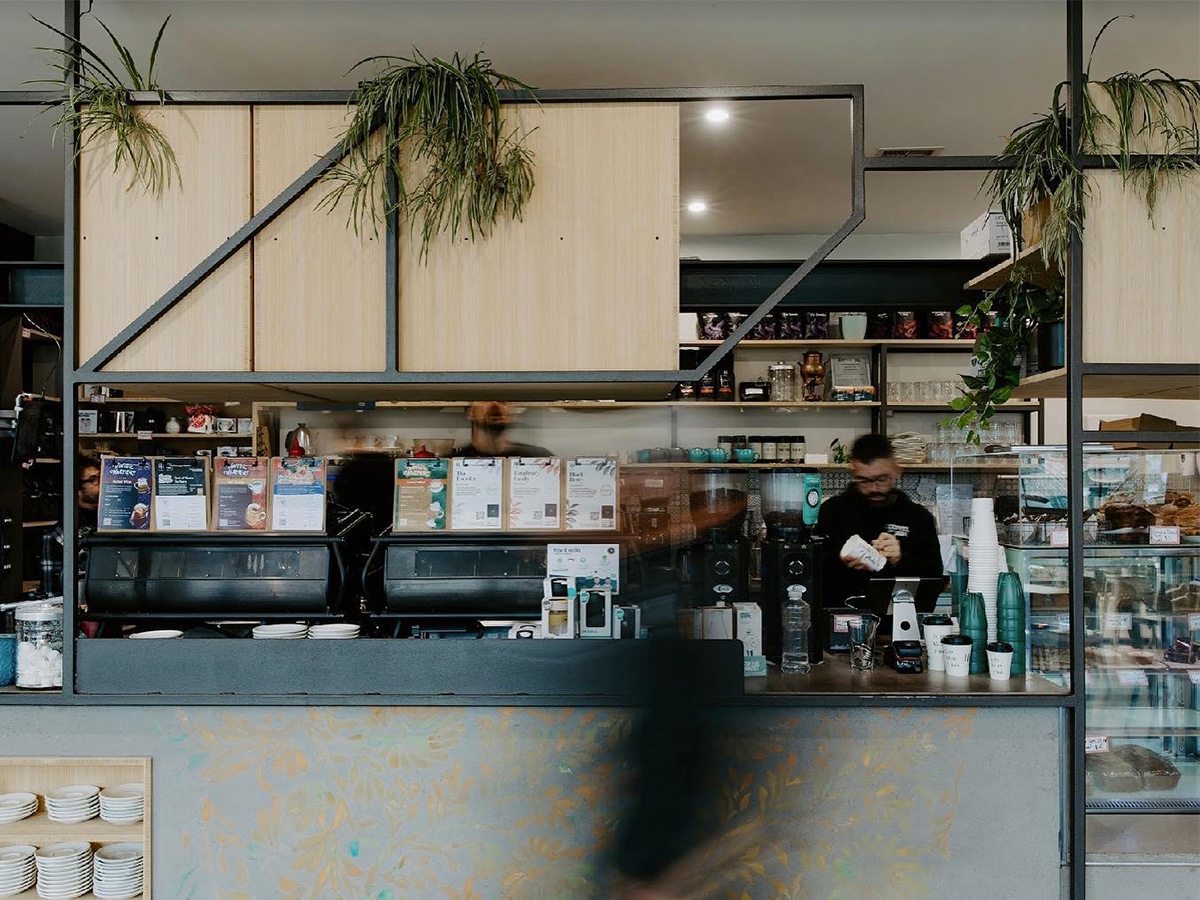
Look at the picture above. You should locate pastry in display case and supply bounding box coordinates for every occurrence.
[952,447,1200,812]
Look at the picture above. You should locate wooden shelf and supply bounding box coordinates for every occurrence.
[683,339,977,350]
[619,462,1018,471]
[21,520,55,528]
[79,432,253,439]
[887,401,1040,411]
[1010,368,1200,401]
[0,810,143,843]
[964,243,1059,291]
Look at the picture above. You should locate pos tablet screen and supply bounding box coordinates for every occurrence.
[855,575,947,619]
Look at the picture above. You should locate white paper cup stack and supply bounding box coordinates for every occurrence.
[307,624,360,640]
[44,785,100,825]
[99,784,144,825]
[34,841,92,900]
[0,844,36,897]
[967,497,1001,642]
[0,792,37,824]
[92,842,144,900]
[251,623,308,640]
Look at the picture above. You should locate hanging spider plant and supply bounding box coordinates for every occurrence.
[320,49,537,259]
[29,14,179,197]
[984,16,1200,272]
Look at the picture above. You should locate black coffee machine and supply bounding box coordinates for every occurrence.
[687,470,750,605]
[759,468,825,662]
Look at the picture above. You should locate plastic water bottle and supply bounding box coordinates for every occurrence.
[781,584,811,674]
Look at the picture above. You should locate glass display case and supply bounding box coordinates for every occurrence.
[953,447,1200,812]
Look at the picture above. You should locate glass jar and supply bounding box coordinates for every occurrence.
[15,603,63,689]
[790,436,807,462]
[768,362,796,403]
[747,436,763,459]
[776,439,793,463]
[761,437,778,462]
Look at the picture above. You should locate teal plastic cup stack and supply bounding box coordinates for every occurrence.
[996,571,1027,675]
[959,591,989,674]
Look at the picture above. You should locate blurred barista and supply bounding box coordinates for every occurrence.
[454,401,552,457]
[817,433,942,604]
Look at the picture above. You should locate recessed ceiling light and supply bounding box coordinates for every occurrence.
[704,108,730,124]
[686,200,708,213]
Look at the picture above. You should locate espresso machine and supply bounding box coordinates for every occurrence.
[687,470,751,605]
[759,468,825,662]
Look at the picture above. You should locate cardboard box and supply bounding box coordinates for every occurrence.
[392,458,449,531]
[578,586,613,638]
[700,604,734,640]
[1099,414,1193,448]
[960,210,1013,259]
[77,410,99,435]
[734,602,767,677]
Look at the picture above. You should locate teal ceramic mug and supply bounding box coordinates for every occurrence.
[733,447,758,463]
[687,448,710,463]
[707,448,729,463]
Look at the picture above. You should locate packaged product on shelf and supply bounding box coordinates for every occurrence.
[506,457,563,530]
[699,312,727,340]
[867,311,893,338]
[748,312,777,339]
[777,311,804,339]
[270,456,327,532]
[565,458,619,531]
[98,456,153,532]
[449,457,504,530]
[893,311,918,338]
[212,457,270,531]
[152,456,210,532]
[927,310,955,339]
[802,311,829,339]
[392,458,449,531]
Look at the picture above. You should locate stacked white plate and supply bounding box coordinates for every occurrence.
[44,786,100,824]
[127,630,183,640]
[307,623,359,640]
[34,841,92,900]
[0,845,36,898]
[0,792,37,824]
[92,843,143,900]
[251,623,308,640]
[99,784,144,825]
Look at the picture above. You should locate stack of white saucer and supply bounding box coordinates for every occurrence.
[0,844,36,898]
[99,784,144,825]
[33,842,92,900]
[44,785,100,824]
[0,792,37,824]
[92,843,143,900]
[307,623,360,640]
[251,623,308,640]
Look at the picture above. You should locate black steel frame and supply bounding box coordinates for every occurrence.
[4,2,1196,894]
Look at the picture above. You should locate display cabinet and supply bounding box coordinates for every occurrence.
[954,447,1200,813]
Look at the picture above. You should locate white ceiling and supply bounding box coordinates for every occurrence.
[0,0,1197,242]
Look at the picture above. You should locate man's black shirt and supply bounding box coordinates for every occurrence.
[816,486,943,605]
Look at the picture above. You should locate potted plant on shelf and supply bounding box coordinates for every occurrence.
[949,270,1065,442]
[30,14,179,197]
[320,49,538,258]
[984,16,1200,272]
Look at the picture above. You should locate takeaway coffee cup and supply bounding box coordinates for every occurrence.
[922,615,955,672]
[987,641,1015,681]
[941,634,973,677]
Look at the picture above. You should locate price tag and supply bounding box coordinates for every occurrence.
[1084,735,1110,754]
[1104,613,1133,631]
[1188,614,1200,632]
[1149,525,1181,545]
[1049,528,1070,547]
[1116,669,1149,687]
[136,430,153,441]
[1188,670,1200,686]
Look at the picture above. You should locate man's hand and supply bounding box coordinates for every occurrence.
[872,532,901,566]
[840,552,877,572]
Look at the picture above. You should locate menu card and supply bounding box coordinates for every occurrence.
[565,458,618,531]
[270,457,327,532]
[98,456,153,532]
[152,457,209,532]
[449,457,504,530]
[213,457,270,531]
[506,458,562,530]
[392,459,449,532]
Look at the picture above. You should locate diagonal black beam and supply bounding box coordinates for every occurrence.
[77,143,348,373]
[693,85,866,379]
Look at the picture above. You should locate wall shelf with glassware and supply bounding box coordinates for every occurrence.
[79,433,254,440]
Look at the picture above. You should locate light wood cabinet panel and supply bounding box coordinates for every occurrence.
[398,103,679,372]
[79,106,251,372]
[253,106,386,372]
[1082,171,1200,365]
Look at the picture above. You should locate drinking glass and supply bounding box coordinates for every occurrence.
[848,613,881,671]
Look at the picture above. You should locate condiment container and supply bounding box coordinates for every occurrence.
[15,603,63,689]
[768,362,796,403]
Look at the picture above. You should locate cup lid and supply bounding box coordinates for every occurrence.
[940,634,972,645]
[15,603,62,622]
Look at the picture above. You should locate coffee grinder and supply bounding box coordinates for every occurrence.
[759,468,825,662]
[687,470,750,605]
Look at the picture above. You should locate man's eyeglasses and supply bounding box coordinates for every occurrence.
[851,474,895,488]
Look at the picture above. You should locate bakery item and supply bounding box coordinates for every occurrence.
[1085,750,1142,793]
[1113,743,1181,791]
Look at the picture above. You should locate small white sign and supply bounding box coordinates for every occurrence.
[1084,736,1110,754]
[136,430,153,441]
[1149,525,1181,545]
[1104,613,1133,631]
[1116,669,1149,687]
[547,543,621,593]
[1188,670,1200,686]
[1049,528,1069,547]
